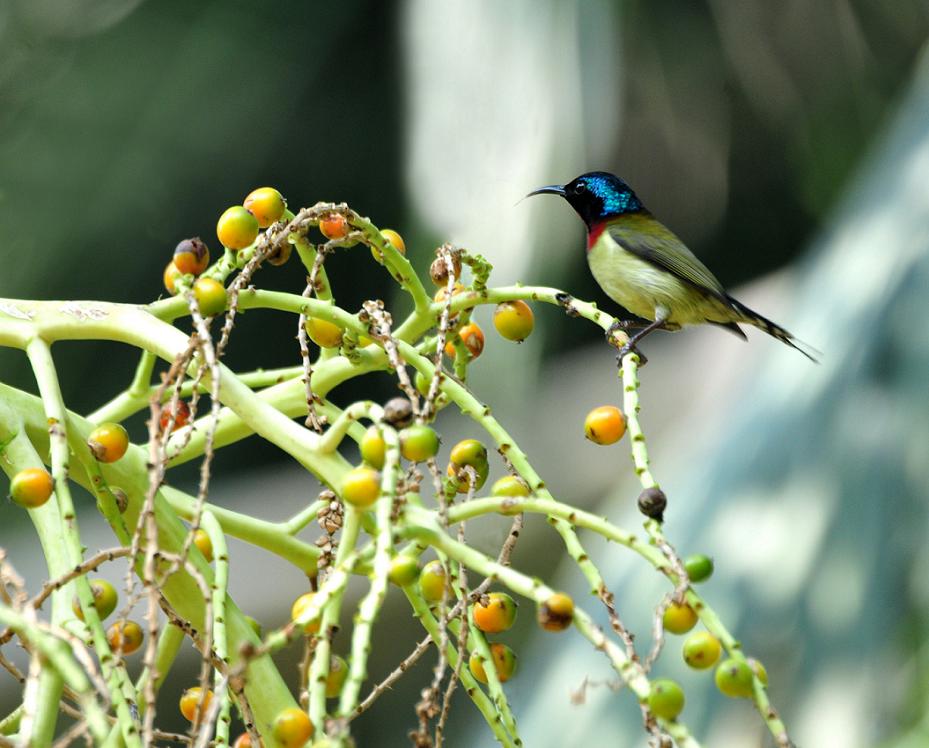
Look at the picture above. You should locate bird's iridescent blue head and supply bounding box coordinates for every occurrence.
[528,171,645,228]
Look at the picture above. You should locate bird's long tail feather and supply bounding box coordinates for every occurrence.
[726,297,820,362]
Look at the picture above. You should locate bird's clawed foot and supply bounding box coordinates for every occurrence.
[616,343,647,367]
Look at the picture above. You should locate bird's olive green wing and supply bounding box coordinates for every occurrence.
[606,215,728,303]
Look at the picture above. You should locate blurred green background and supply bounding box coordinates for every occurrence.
[1,1,928,745]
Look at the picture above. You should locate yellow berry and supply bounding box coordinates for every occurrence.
[360,426,386,469]
[291,592,321,635]
[682,631,722,670]
[304,317,343,348]
[663,602,698,635]
[72,579,118,621]
[371,228,406,263]
[217,205,260,250]
[341,466,381,508]
[493,300,534,342]
[272,707,314,748]
[193,528,213,562]
[491,475,530,498]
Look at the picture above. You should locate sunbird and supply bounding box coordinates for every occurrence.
[529,171,817,362]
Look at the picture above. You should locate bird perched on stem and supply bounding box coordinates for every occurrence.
[528,171,817,363]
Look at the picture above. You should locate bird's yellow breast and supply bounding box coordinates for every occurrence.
[587,225,731,327]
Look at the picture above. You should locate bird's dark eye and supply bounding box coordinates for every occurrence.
[574,183,587,194]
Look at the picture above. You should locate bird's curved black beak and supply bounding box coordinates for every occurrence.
[526,184,566,198]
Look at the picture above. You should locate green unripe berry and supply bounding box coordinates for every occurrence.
[244,615,262,638]
[682,631,722,670]
[72,579,118,621]
[387,555,420,587]
[192,277,227,317]
[418,560,449,603]
[715,658,755,698]
[647,679,685,720]
[683,554,714,583]
[399,424,440,462]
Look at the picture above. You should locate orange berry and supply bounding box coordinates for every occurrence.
[537,592,574,632]
[217,205,260,250]
[173,237,210,275]
[341,466,381,508]
[243,187,286,229]
[232,734,258,748]
[272,707,314,748]
[319,213,350,240]
[179,686,213,722]
[469,643,517,684]
[159,400,190,433]
[9,467,54,508]
[107,620,143,655]
[445,322,484,359]
[493,300,534,342]
[163,261,183,295]
[583,405,626,445]
[87,422,129,463]
[291,592,321,634]
[473,592,518,634]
